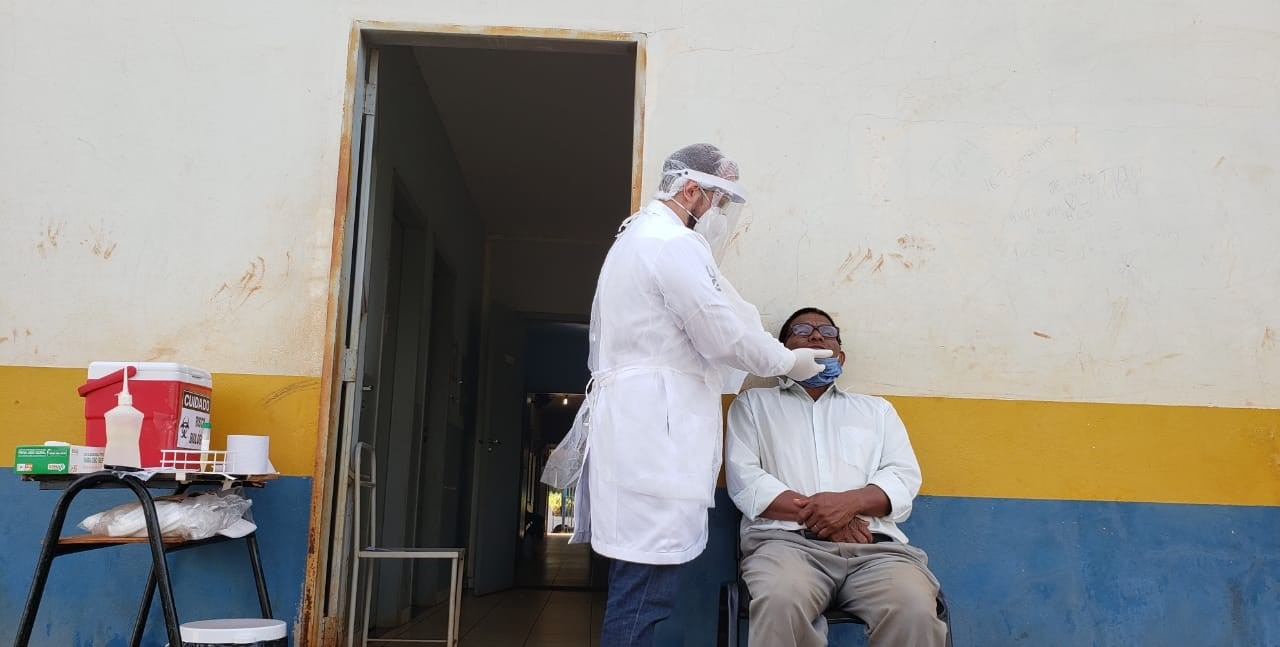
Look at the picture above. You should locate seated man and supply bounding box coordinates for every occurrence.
[726,307,946,647]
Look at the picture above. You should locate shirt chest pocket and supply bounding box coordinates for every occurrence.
[836,425,879,476]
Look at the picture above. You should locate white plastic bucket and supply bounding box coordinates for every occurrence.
[178,618,287,646]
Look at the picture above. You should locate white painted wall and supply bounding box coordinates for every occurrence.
[2,1,1276,407]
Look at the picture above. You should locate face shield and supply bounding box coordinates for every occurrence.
[703,187,746,228]
[664,168,747,262]
[666,168,748,206]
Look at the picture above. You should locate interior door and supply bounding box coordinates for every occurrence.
[317,46,380,641]
[469,305,526,595]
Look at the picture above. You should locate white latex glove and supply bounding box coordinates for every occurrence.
[785,348,834,381]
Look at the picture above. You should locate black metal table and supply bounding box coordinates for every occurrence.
[14,471,276,647]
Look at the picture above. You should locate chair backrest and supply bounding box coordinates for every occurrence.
[352,441,379,550]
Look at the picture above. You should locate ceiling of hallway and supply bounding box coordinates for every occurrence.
[412,42,637,244]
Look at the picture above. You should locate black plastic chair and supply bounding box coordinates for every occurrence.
[717,538,953,647]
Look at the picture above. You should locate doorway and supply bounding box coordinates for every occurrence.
[513,319,605,592]
[311,25,643,645]
[516,393,596,591]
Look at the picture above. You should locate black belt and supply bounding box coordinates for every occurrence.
[789,528,895,543]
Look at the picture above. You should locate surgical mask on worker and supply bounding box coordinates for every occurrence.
[797,357,842,388]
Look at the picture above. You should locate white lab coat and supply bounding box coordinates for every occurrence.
[571,201,795,565]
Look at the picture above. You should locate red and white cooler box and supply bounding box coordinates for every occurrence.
[78,362,213,468]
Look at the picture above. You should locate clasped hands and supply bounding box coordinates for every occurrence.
[794,491,874,544]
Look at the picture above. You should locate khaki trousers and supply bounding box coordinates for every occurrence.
[741,529,946,647]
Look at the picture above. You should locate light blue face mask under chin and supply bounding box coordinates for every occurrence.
[798,356,842,388]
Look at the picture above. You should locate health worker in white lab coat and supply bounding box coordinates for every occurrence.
[572,143,832,646]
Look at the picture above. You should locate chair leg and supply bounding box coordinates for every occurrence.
[448,557,459,646]
[347,556,359,647]
[726,583,739,647]
[362,561,375,647]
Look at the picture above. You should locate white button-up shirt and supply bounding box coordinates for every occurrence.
[726,380,924,543]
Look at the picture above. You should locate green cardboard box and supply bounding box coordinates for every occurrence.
[14,444,105,475]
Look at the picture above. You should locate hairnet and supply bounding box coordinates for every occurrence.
[654,143,746,202]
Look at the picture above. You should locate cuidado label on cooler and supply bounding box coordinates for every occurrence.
[177,390,212,449]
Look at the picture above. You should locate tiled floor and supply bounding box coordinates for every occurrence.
[516,533,595,589]
[376,588,606,647]
[373,535,605,647]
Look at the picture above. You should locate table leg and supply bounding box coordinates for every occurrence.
[131,565,158,647]
[14,472,118,646]
[246,532,273,618]
[122,476,183,647]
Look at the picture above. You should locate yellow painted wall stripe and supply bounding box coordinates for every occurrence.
[719,393,1279,506]
[889,395,1279,506]
[4,366,1276,504]
[1,366,319,476]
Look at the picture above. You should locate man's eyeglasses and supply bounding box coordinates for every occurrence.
[701,187,731,210]
[788,323,840,339]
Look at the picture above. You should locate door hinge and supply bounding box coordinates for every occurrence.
[341,348,357,383]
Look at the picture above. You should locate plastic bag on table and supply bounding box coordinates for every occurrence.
[78,490,255,540]
[540,402,590,489]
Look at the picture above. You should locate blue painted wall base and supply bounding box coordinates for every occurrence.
[655,490,1280,647]
[0,469,310,646]
[4,474,1276,646]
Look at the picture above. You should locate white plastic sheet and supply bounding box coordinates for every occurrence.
[540,403,590,490]
[79,490,254,540]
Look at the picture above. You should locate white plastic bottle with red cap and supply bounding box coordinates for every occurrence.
[103,369,144,469]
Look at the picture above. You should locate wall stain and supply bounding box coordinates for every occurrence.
[1144,353,1183,367]
[260,379,320,407]
[94,237,117,259]
[146,345,178,361]
[35,220,63,258]
[210,256,268,309]
[1228,581,1248,645]
[82,223,118,259]
[838,235,934,282]
[1262,328,1276,351]
[837,248,874,283]
[237,256,266,306]
[1107,299,1129,338]
[897,234,935,254]
[724,218,753,254]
